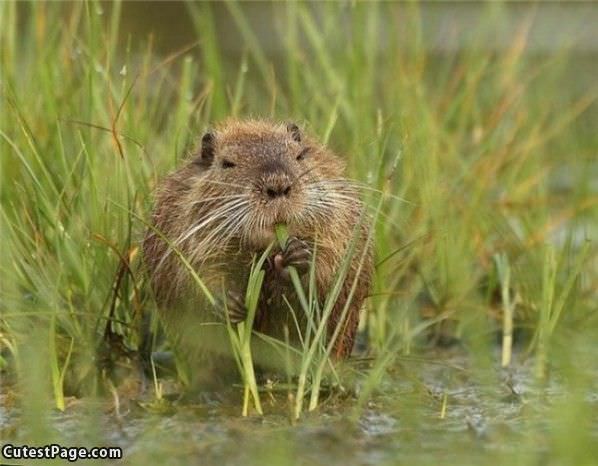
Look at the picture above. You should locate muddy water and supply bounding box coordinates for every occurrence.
[3,348,596,465]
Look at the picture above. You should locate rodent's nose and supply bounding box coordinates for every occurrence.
[264,183,291,199]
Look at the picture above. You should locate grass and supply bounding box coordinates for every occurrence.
[1,1,597,464]
[275,212,378,419]
[225,243,272,416]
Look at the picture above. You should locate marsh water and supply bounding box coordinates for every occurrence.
[3,346,597,465]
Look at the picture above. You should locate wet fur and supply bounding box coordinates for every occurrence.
[143,119,373,369]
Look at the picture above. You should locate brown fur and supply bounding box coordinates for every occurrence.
[143,119,373,363]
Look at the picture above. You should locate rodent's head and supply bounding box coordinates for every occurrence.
[189,119,348,249]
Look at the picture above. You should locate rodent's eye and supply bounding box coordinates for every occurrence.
[221,159,236,169]
[296,148,309,161]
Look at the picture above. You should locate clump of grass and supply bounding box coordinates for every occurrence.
[534,241,592,380]
[224,245,273,416]
[275,211,379,419]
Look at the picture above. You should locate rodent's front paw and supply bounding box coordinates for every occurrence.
[274,236,311,277]
[224,290,247,324]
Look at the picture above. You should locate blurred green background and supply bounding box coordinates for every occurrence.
[1,1,597,465]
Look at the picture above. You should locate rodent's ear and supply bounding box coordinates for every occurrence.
[286,122,302,143]
[195,130,216,168]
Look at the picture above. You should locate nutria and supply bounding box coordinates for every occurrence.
[143,119,373,378]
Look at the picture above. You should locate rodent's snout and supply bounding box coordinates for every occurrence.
[263,178,292,200]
